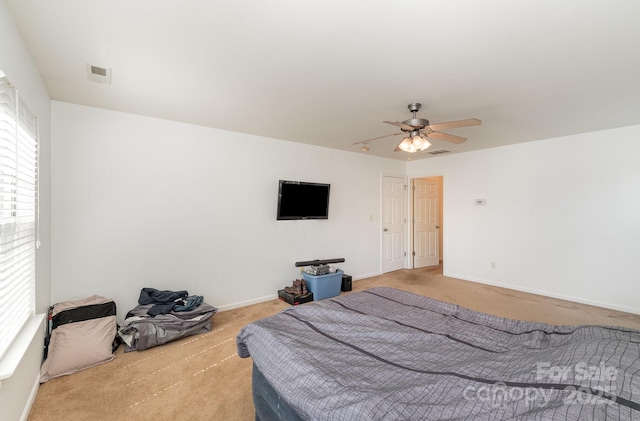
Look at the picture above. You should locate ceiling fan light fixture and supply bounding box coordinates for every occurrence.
[412,134,424,148]
[399,132,431,153]
[398,137,414,152]
[419,138,431,151]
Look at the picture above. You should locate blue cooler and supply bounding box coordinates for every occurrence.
[302,270,344,300]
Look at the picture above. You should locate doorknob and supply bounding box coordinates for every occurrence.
[436,225,440,229]
[383,228,389,232]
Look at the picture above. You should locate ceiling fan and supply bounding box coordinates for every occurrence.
[354,103,481,153]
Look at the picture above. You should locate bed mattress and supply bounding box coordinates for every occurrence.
[237,287,640,420]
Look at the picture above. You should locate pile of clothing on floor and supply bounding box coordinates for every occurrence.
[118,287,217,352]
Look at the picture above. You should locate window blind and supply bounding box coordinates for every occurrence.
[0,74,38,360]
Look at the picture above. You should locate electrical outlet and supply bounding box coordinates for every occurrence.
[490,261,496,269]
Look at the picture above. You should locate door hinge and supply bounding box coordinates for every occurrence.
[404,252,407,257]
[412,251,416,256]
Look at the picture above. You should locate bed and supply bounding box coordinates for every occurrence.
[236,287,640,420]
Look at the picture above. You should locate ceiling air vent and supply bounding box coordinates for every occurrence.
[86,63,112,85]
[426,149,452,156]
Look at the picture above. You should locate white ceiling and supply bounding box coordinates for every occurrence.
[5,0,640,160]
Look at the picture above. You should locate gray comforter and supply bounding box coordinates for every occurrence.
[236,287,640,420]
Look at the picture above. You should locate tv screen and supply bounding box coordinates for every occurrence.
[277,180,330,220]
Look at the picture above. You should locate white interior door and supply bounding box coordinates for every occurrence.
[382,176,406,273]
[413,177,439,268]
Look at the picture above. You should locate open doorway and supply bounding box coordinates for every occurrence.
[411,176,443,268]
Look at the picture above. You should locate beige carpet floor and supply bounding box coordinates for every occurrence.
[28,266,640,420]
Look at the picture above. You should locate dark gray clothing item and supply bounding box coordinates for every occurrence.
[138,287,188,305]
[174,295,204,312]
[137,287,190,317]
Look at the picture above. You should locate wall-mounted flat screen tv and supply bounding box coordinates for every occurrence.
[277,180,330,220]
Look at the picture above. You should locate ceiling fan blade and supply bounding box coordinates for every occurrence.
[426,131,467,144]
[383,120,414,131]
[427,118,482,131]
[352,132,403,145]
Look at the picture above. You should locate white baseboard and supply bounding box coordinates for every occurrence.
[447,273,640,316]
[352,271,381,281]
[216,271,384,311]
[20,374,40,421]
[216,293,278,312]
[215,269,424,312]
[214,271,640,316]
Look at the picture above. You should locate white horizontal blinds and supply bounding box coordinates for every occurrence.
[0,75,38,360]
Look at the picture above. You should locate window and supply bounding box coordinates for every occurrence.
[0,70,39,359]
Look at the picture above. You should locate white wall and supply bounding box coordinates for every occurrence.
[52,100,640,317]
[51,101,406,320]
[0,1,51,419]
[408,125,640,314]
